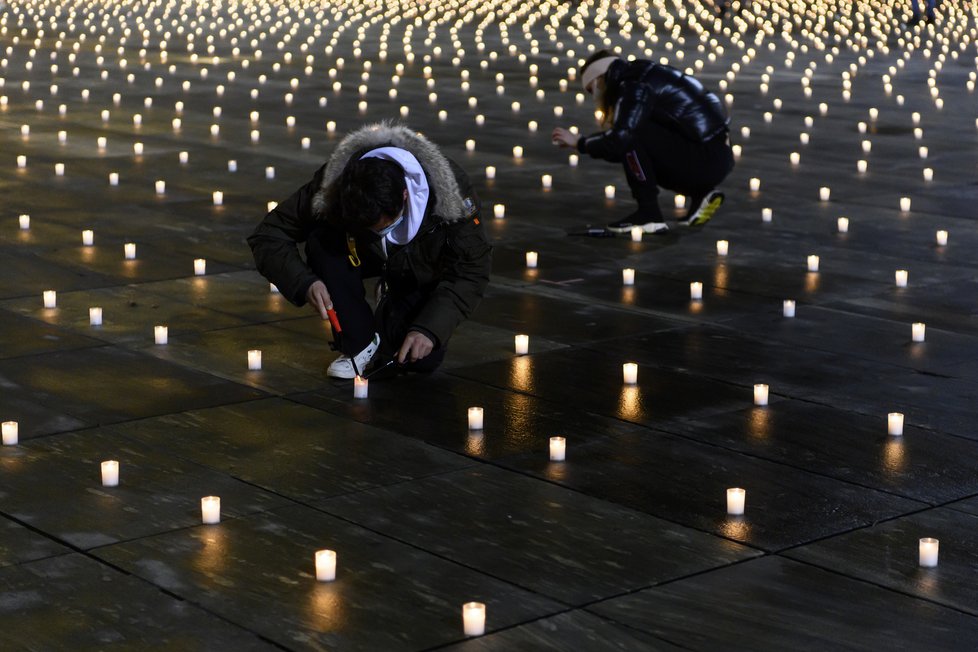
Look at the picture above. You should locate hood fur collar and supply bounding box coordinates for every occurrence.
[312,121,464,222]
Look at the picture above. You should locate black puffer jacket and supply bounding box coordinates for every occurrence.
[578,59,729,161]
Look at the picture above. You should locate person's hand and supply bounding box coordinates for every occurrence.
[398,330,434,364]
[306,280,332,320]
[552,127,577,148]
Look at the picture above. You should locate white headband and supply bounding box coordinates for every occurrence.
[581,56,618,93]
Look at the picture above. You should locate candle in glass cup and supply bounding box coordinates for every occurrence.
[247,350,262,371]
[155,180,166,194]
[754,384,769,406]
[541,174,552,189]
[462,602,486,636]
[622,362,638,385]
[807,255,819,272]
[819,187,831,201]
[201,496,221,524]
[194,259,206,276]
[109,172,119,186]
[900,197,911,212]
[888,412,904,436]
[493,204,505,219]
[690,282,703,300]
[467,407,484,430]
[315,549,337,581]
[525,251,538,268]
[936,230,948,246]
[512,146,523,159]
[353,375,369,398]
[748,177,760,192]
[100,460,119,487]
[154,325,168,345]
[761,208,773,222]
[89,307,103,326]
[857,159,867,173]
[18,214,30,230]
[912,322,926,343]
[837,217,849,233]
[622,268,635,286]
[42,290,57,309]
[919,538,939,567]
[82,229,94,245]
[630,226,643,242]
[604,185,615,200]
[895,270,908,287]
[726,488,746,515]
[1,421,18,446]
[485,165,496,180]
[514,334,529,355]
[716,240,729,256]
[124,243,136,260]
[549,437,566,461]
[213,191,224,206]
[783,300,796,318]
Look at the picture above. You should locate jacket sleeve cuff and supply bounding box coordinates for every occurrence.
[576,136,588,153]
[408,325,441,350]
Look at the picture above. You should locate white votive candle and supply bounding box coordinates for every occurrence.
[748,177,760,192]
[82,229,94,246]
[888,412,904,436]
[753,384,769,406]
[43,290,57,308]
[228,160,237,172]
[936,230,948,246]
[485,166,495,180]
[837,217,849,233]
[807,255,820,272]
[690,282,703,300]
[155,180,166,194]
[467,407,484,430]
[124,243,136,260]
[1,421,18,446]
[716,240,729,256]
[783,300,796,318]
[541,174,552,189]
[630,226,643,242]
[194,259,206,276]
[89,307,103,326]
[923,168,933,182]
[514,334,529,355]
[674,195,686,209]
[569,154,579,166]
[201,496,221,524]
[315,550,337,581]
[154,325,168,345]
[353,375,369,399]
[900,197,911,212]
[213,191,224,206]
[622,362,638,385]
[912,322,926,342]
[462,602,486,637]
[101,460,119,487]
[109,172,119,186]
[525,251,538,268]
[604,185,615,200]
[549,436,566,461]
[247,350,262,371]
[493,204,505,219]
[726,488,746,515]
[789,152,800,165]
[465,139,475,152]
[17,155,27,168]
[512,145,523,159]
[55,163,65,176]
[919,538,939,567]
[819,187,831,201]
[133,142,144,155]
[18,214,30,230]
[622,268,635,286]
[761,208,773,222]
[895,270,908,287]
[179,151,189,164]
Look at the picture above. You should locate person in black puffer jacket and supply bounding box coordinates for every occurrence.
[553,49,735,235]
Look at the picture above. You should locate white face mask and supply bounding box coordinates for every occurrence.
[373,214,403,237]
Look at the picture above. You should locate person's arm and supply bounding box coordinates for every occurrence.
[577,84,653,162]
[247,166,325,306]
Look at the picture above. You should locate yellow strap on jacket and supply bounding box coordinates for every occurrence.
[346,233,361,267]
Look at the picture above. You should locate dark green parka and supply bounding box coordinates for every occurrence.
[247,122,492,348]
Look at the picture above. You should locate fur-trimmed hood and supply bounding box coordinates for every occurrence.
[311,121,465,222]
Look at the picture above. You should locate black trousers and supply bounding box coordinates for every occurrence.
[305,227,445,373]
[623,123,735,220]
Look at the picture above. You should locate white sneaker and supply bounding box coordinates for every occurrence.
[327,333,381,379]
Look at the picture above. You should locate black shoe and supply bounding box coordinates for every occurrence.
[606,212,669,235]
[679,190,724,227]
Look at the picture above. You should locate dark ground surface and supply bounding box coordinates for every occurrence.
[2,0,978,650]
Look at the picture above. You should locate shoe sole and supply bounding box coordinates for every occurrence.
[684,193,724,227]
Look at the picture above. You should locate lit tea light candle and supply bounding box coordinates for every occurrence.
[922,168,933,182]
[228,160,238,172]
[919,538,939,567]
[525,251,538,268]
[514,334,529,355]
[761,208,773,222]
[247,349,262,371]
[353,375,369,399]
[462,602,486,637]
[569,154,579,166]
[748,177,761,191]
[109,172,119,186]
[89,307,103,326]
[213,191,224,206]
[716,240,729,256]
[493,204,505,219]
[155,180,166,194]
[43,290,57,309]
[154,325,168,345]
[201,496,221,524]
[512,145,523,159]
[807,255,820,272]
[82,229,94,246]
[912,322,926,343]
[549,436,566,461]
[265,167,275,180]
[789,152,800,165]
[936,230,948,246]
[541,174,552,189]
[753,383,769,406]
[467,407,484,430]
[18,214,30,230]
[726,488,746,515]
[465,139,475,152]
[315,550,337,581]
[630,226,643,242]
[887,412,904,436]
[124,243,136,260]
[900,197,911,212]
[604,185,615,200]
[179,151,189,164]
[918,146,928,159]
[194,259,206,276]
[783,300,796,318]
[101,460,119,487]
[690,282,703,300]
[857,159,868,173]
[819,187,831,201]
[622,362,638,385]
[837,217,849,233]
[485,165,496,180]
[674,194,686,208]
[1,421,18,446]
[133,142,144,155]
[895,270,908,287]
[622,268,635,286]
[55,163,65,176]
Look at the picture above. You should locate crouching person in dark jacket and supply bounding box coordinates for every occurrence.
[248,122,492,379]
[553,49,735,235]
